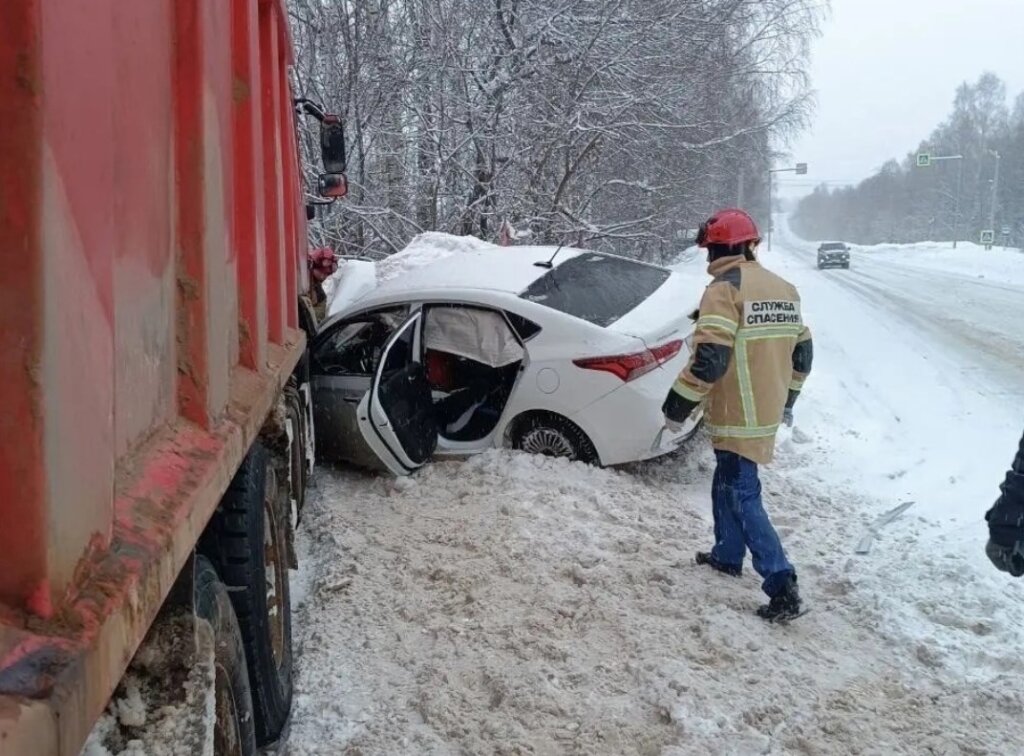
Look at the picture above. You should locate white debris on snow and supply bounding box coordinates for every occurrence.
[82,609,216,756]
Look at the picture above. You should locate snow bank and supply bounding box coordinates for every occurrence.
[782,217,1023,287]
[287,447,1024,754]
[854,240,1024,286]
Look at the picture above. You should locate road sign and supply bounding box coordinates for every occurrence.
[980,230,995,245]
[1002,225,1011,236]
[916,153,931,167]
[795,163,808,175]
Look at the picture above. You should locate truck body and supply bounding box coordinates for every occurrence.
[0,1,317,752]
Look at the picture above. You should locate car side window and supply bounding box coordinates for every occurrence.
[380,314,416,377]
[313,306,408,377]
[504,311,542,342]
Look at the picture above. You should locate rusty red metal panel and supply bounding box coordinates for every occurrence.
[233,0,268,370]
[1,0,313,750]
[200,0,238,419]
[0,340,305,756]
[0,0,121,617]
[112,0,176,458]
[174,0,213,428]
[260,5,287,344]
[39,0,119,617]
[279,62,299,330]
[272,0,295,66]
[0,0,48,613]
[174,0,241,425]
[291,141,311,296]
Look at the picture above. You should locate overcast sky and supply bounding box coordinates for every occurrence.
[777,0,1024,199]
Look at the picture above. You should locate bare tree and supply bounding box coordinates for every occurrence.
[793,73,1023,247]
[290,0,825,260]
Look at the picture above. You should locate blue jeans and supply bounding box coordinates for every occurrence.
[710,450,794,597]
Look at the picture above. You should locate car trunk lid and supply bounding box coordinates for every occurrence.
[607,269,703,348]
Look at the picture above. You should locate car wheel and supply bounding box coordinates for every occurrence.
[509,412,600,465]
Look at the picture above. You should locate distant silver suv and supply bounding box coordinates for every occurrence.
[817,242,850,270]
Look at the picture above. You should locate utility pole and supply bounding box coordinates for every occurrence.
[766,162,807,250]
[915,151,964,248]
[953,156,963,249]
[987,149,1001,235]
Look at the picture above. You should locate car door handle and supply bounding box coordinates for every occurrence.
[342,396,361,404]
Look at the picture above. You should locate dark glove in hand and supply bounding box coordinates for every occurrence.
[986,496,1024,577]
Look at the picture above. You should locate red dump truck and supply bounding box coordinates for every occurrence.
[0,2,345,753]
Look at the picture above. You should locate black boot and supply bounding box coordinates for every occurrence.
[695,551,743,577]
[757,573,803,622]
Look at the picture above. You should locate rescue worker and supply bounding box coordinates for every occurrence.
[662,208,813,622]
[986,429,1024,576]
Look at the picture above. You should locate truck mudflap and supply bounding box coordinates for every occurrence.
[0,335,305,756]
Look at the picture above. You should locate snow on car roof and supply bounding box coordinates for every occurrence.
[370,231,585,297]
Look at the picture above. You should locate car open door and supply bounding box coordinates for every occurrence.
[356,312,439,475]
[309,306,408,468]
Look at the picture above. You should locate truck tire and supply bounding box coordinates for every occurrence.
[201,443,293,746]
[193,555,258,756]
[285,385,308,518]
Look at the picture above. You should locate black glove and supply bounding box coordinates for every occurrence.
[662,390,699,427]
[986,496,1024,577]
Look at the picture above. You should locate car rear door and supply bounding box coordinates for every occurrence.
[356,312,439,475]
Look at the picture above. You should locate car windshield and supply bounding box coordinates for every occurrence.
[821,243,847,251]
[519,252,670,327]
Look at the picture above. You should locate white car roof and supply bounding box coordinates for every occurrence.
[372,241,585,300]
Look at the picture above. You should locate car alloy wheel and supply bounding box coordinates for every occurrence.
[519,426,577,459]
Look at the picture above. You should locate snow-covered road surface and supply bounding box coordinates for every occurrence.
[285,229,1024,755]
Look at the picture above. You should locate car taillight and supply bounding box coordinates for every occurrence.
[574,340,683,382]
[651,340,683,363]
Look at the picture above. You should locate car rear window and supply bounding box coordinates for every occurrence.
[519,253,670,327]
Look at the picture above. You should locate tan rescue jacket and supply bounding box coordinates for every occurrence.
[668,255,812,464]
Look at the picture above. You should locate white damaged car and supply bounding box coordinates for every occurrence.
[311,234,703,474]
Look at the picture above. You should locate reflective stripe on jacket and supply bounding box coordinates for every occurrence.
[670,255,812,464]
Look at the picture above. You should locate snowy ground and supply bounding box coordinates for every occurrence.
[285,226,1024,755]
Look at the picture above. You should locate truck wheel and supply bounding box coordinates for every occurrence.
[193,555,258,756]
[285,385,307,518]
[201,443,293,746]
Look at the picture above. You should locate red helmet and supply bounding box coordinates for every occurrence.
[696,208,760,248]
